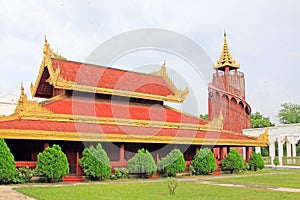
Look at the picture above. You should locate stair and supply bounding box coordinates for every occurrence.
[62,175,84,182]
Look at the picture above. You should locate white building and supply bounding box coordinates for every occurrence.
[243,124,300,166]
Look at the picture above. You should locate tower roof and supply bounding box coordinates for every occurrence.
[213,33,240,71]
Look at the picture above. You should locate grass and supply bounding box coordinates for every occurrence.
[15,179,300,200]
[211,170,300,189]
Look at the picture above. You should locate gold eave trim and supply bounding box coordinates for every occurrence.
[0,129,268,146]
[52,80,185,103]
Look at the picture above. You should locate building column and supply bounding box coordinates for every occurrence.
[119,144,126,162]
[278,139,285,166]
[242,147,246,160]
[292,143,297,157]
[245,147,252,161]
[44,142,49,151]
[269,141,276,165]
[255,147,261,154]
[286,142,292,157]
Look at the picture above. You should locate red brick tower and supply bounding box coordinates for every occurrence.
[208,33,251,133]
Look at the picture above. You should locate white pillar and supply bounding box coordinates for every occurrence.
[255,146,261,154]
[269,142,276,165]
[292,143,297,157]
[243,147,246,160]
[278,141,284,166]
[286,142,292,157]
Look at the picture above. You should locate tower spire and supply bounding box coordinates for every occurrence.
[213,33,240,71]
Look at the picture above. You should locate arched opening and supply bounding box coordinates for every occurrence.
[245,106,251,115]
[230,97,237,106]
[239,101,244,109]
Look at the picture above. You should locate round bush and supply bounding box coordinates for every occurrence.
[157,149,186,177]
[0,139,16,184]
[128,148,157,177]
[190,148,216,175]
[79,143,111,180]
[36,144,69,182]
[248,152,264,171]
[221,149,244,174]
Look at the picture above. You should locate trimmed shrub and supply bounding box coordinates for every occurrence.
[36,144,69,182]
[221,149,244,174]
[128,148,157,177]
[0,139,16,184]
[158,149,186,177]
[248,152,264,171]
[79,143,111,180]
[190,148,216,175]
[114,168,129,179]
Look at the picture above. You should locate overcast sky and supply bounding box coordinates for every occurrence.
[0,0,299,124]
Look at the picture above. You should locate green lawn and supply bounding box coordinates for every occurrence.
[211,170,300,189]
[15,180,300,200]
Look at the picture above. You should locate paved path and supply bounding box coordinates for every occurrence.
[2,172,300,200]
[0,185,35,200]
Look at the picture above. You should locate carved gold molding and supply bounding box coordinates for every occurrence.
[0,129,269,146]
[257,128,269,145]
[14,84,53,117]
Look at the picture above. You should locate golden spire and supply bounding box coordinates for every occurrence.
[213,32,240,70]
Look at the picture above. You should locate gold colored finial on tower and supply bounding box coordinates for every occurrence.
[213,32,240,71]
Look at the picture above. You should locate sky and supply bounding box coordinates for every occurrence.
[0,0,300,124]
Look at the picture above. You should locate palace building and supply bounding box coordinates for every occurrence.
[0,34,268,181]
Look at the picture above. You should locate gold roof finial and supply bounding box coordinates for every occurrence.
[213,32,240,70]
[42,36,66,60]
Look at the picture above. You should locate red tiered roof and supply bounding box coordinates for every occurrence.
[51,59,174,97]
[43,97,206,125]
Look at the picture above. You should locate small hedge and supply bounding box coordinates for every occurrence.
[128,148,157,177]
[0,139,16,184]
[221,149,244,174]
[35,144,69,182]
[190,148,216,175]
[248,152,264,171]
[79,143,111,180]
[157,149,186,177]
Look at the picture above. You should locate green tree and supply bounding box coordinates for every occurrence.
[79,143,111,180]
[221,149,244,174]
[200,113,208,121]
[0,139,16,184]
[278,102,300,124]
[157,149,186,177]
[36,144,69,182]
[250,111,275,156]
[250,111,275,128]
[190,148,216,175]
[128,148,157,177]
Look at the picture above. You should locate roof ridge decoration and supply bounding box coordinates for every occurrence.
[43,36,67,60]
[31,37,70,97]
[152,62,189,102]
[213,32,240,70]
[257,128,270,145]
[15,84,53,116]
